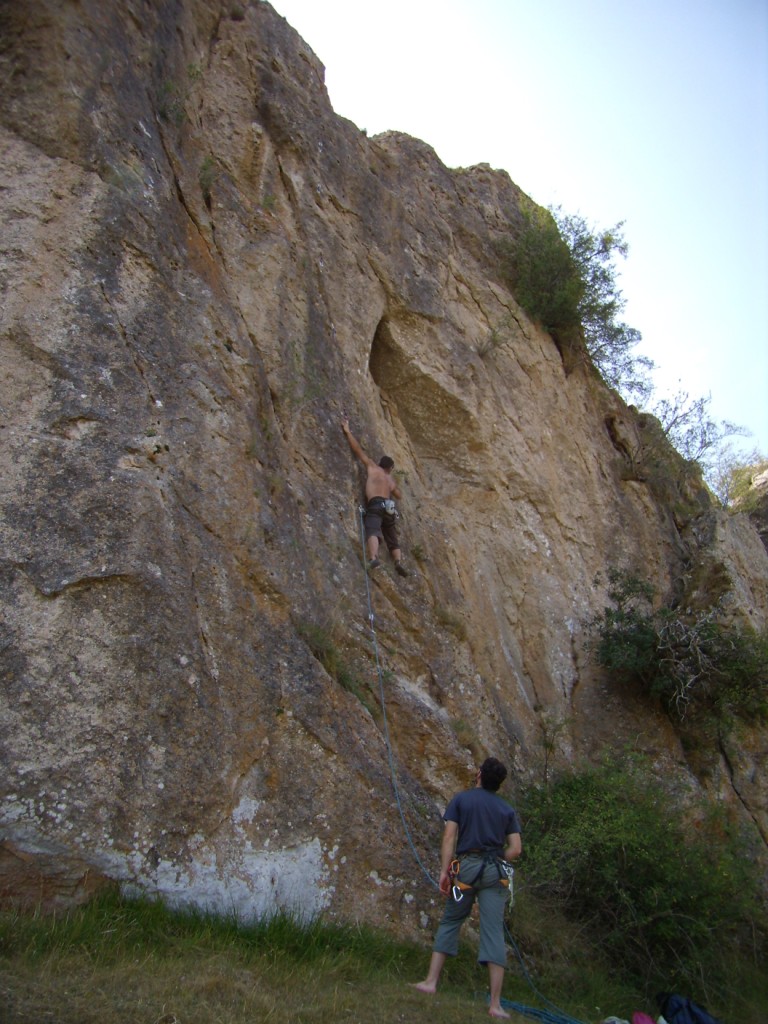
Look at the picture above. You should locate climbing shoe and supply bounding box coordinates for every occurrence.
[368,558,381,571]
[395,562,412,577]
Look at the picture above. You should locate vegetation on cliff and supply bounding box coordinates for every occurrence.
[495,206,757,502]
[588,567,768,721]
[494,204,652,401]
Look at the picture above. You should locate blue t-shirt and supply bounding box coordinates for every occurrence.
[443,787,521,855]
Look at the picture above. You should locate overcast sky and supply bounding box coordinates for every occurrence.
[270,0,768,458]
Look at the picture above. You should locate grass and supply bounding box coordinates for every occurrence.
[434,605,468,641]
[0,894,503,1024]
[0,893,608,1024]
[1,891,764,1023]
[296,620,378,714]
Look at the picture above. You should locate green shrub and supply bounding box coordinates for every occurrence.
[588,568,657,683]
[199,155,218,205]
[588,568,768,720]
[518,756,766,994]
[496,207,583,336]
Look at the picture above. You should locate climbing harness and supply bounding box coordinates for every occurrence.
[354,503,585,1024]
[366,495,397,517]
[448,852,514,908]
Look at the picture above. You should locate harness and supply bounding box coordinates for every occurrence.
[449,850,514,906]
[366,496,397,519]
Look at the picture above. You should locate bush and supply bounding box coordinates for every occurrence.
[518,756,766,993]
[588,568,768,720]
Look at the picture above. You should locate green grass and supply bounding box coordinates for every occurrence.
[0,894,480,1024]
[1,891,764,1023]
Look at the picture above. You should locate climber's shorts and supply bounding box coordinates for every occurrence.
[364,498,400,552]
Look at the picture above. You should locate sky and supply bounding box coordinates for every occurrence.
[271,0,768,458]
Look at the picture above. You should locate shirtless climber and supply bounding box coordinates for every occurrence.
[341,416,412,576]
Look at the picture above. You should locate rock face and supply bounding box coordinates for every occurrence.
[1,0,767,931]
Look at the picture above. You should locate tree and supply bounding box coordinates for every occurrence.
[642,390,751,501]
[708,446,767,507]
[651,389,748,465]
[518,755,765,993]
[555,209,654,404]
[497,205,749,485]
[496,205,654,403]
[588,568,768,720]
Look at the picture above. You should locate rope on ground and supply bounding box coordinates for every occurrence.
[356,505,439,891]
[497,1000,588,1024]
[500,924,589,1024]
[355,504,587,1024]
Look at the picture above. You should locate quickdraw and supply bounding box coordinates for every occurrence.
[449,859,469,902]
[500,859,515,909]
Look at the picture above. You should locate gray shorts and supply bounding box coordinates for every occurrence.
[432,855,508,967]
[364,499,400,552]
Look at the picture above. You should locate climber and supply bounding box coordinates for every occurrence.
[341,416,412,576]
[412,758,522,1019]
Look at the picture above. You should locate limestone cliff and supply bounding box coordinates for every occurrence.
[1,0,767,932]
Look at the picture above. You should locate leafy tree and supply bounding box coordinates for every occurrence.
[496,205,654,403]
[497,205,751,487]
[555,209,654,403]
[587,568,658,684]
[496,205,583,338]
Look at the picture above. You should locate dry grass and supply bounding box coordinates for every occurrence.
[0,953,536,1024]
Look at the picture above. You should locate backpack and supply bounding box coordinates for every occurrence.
[657,992,724,1024]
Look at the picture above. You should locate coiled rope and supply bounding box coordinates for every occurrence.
[355,505,587,1024]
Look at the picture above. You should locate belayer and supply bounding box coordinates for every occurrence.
[341,416,412,576]
[413,758,522,1019]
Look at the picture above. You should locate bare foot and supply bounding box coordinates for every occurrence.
[488,1007,510,1019]
[412,981,437,995]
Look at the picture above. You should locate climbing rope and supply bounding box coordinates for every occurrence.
[355,504,587,1024]
[498,924,589,1024]
[495,1000,589,1024]
[356,505,438,890]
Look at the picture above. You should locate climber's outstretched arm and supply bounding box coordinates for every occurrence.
[341,417,376,469]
